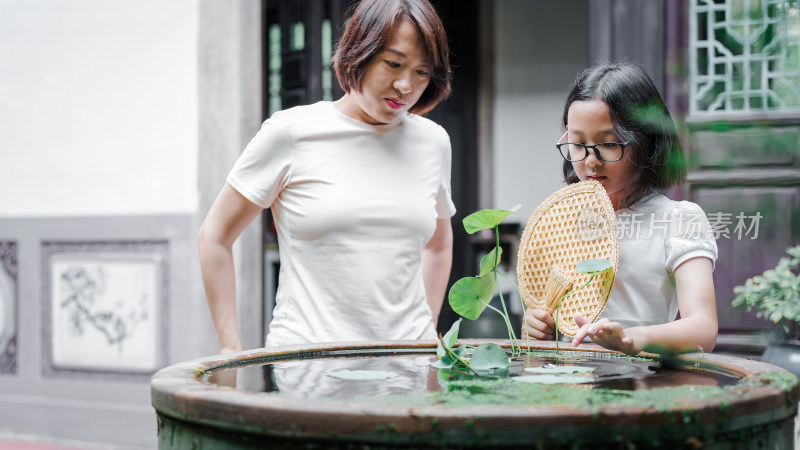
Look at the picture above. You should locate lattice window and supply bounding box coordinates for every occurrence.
[690,0,800,115]
[265,1,340,116]
[321,19,334,101]
[268,24,282,116]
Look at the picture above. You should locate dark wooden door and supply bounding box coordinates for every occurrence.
[425,0,481,334]
[260,0,354,335]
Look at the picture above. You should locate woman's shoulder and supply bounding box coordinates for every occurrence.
[266,101,331,124]
[262,102,349,141]
[403,113,450,142]
[404,113,447,132]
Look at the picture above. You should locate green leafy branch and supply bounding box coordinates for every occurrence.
[732,246,800,337]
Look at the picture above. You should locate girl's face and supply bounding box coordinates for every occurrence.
[566,99,633,210]
[336,18,431,125]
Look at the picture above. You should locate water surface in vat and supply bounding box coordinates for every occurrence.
[203,351,741,401]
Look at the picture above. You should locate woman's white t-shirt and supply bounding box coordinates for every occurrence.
[227,101,456,347]
[600,193,718,329]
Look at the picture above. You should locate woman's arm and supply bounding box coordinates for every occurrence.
[198,183,263,354]
[422,218,453,327]
[572,257,718,354]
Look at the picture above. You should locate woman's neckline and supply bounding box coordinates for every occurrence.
[327,101,406,132]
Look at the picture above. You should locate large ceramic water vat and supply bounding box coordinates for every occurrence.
[151,340,798,449]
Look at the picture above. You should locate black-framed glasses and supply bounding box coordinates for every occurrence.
[556,131,627,162]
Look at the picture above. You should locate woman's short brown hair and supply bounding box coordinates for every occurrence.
[333,0,451,115]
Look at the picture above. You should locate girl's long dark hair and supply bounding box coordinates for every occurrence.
[562,63,685,209]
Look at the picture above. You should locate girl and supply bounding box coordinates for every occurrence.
[199,0,454,353]
[523,63,718,355]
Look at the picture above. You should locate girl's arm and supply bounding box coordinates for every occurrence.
[422,218,453,327]
[572,257,717,355]
[198,183,263,354]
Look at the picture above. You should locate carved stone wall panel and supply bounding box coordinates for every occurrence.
[41,241,169,381]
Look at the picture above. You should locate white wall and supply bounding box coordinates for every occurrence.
[0,2,212,447]
[493,0,589,224]
[0,0,199,217]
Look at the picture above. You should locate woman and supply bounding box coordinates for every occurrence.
[199,0,454,353]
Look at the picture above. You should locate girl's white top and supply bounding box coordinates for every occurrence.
[601,193,718,329]
[227,101,456,347]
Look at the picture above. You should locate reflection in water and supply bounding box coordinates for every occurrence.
[272,355,434,398]
[204,351,740,400]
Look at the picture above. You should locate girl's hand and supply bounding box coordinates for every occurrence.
[572,313,638,355]
[522,308,555,340]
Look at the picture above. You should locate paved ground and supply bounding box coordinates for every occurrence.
[0,437,149,450]
[0,442,87,450]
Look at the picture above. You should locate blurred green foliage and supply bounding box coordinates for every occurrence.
[732,245,800,337]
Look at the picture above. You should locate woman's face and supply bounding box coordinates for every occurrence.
[337,18,431,125]
[566,100,633,210]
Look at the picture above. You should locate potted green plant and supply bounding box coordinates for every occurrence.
[732,245,800,375]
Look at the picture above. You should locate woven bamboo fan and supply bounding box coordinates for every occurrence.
[516,180,619,337]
